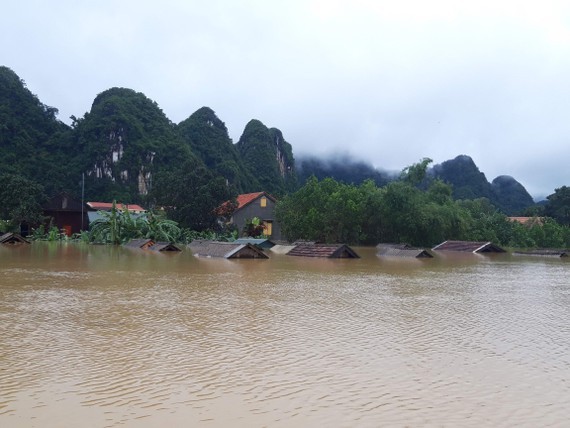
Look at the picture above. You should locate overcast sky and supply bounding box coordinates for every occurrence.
[3,0,569,198]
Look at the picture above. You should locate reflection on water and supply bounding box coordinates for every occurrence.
[1,243,569,427]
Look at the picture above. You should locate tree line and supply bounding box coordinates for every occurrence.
[276,160,570,248]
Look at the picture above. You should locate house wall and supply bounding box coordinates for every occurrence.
[232,196,282,241]
[43,210,89,236]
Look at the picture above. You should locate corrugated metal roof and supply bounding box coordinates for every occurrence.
[432,240,506,253]
[287,244,360,258]
[188,240,268,259]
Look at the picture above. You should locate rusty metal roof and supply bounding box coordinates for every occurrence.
[287,243,360,258]
[432,240,506,253]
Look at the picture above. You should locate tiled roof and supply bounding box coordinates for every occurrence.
[376,244,433,258]
[148,242,181,252]
[124,238,154,249]
[87,202,147,212]
[234,238,276,248]
[0,233,30,245]
[236,192,265,209]
[287,244,360,258]
[432,240,506,253]
[188,240,268,259]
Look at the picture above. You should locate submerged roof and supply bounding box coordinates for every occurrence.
[376,243,433,258]
[432,240,506,253]
[124,238,154,249]
[234,238,276,248]
[513,249,568,258]
[188,240,268,259]
[287,243,360,258]
[148,242,181,252]
[123,239,180,252]
[0,233,30,245]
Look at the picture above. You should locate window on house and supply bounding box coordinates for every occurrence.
[263,220,273,236]
[260,197,267,207]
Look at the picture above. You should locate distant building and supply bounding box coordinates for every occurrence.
[87,201,147,223]
[508,217,544,226]
[221,192,283,241]
[42,193,89,236]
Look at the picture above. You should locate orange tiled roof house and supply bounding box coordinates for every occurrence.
[224,192,282,241]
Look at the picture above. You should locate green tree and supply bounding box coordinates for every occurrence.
[0,173,47,231]
[150,160,235,231]
[544,186,570,225]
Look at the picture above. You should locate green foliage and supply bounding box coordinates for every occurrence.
[243,217,266,238]
[400,157,432,186]
[0,173,47,230]
[277,160,570,249]
[432,155,534,214]
[89,201,181,244]
[177,107,259,193]
[150,159,236,231]
[237,119,296,195]
[545,186,570,225]
[72,87,199,202]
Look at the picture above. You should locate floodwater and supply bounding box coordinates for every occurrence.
[1,243,569,427]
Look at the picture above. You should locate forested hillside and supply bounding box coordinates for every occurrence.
[0,65,553,233]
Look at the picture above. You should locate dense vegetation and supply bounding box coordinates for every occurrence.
[1,65,570,248]
[277,160,570,248]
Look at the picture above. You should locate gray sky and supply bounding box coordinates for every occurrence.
[3,0,570,199]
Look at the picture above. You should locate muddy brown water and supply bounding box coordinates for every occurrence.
[1,243,569,427]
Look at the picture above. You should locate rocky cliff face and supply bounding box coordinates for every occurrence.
[177,107,258,193]
[236,119,296,195]
[75,87,195,201]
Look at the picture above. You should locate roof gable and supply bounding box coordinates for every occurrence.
[235,192,276,210]
[188,240,268,259]
[0,233,30,245]
[432,240,506,253]
[376,244,433,258]
[287,243,360,258]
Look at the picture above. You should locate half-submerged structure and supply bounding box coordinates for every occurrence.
[188,240,268,259]
[432,240,506,253]
[234,238,276,249]
[124,239,181,252]
[513,249,568,258]
[286,243,360,258]
[0,233,30,245]
[376,243,433,258]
